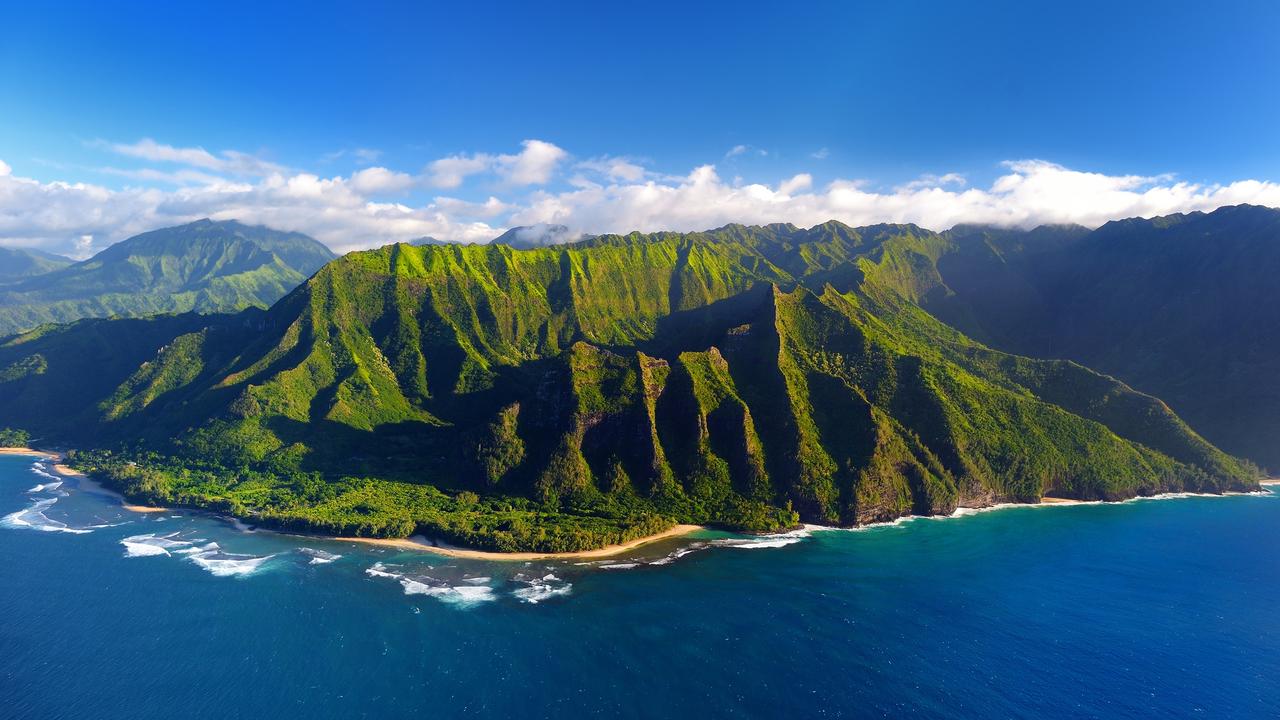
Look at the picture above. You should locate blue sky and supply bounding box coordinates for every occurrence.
[1,0,1278,254]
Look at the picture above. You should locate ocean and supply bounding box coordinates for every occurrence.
[1,452,1276,719]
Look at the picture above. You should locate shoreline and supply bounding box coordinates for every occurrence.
[1039,496,1082,505]
[0,447,60,459]
[10,445,1274,558]
[336,524,706,562]
[43,457,173,514]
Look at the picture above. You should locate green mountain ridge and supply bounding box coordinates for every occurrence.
[916,204,1280,469]
[0,219,335,336]
[0,220,1257,551]
[0,247,74,281]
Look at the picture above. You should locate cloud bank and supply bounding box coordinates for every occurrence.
[3,138,1279,258]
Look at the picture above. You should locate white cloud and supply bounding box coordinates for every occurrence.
[496,139,566,185]
[2,144,1279,260]
[777,174,813,196]
[811,148,830,160]
[426,153,493,189]
[433,195,513,218]
[96,138,284,176]
[725,144,767,159]
[425,139,567,188]
[349,167,414,195]
[576,156,647,182]
[896,172,967,193]
[509,160,1280,237]
[352,148,382,164]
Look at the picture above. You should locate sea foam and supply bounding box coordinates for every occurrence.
[298,547,343,565]
[2,497,92,534]
[365,563,497,607]
[186,542,276,577]
[120,532,195,557]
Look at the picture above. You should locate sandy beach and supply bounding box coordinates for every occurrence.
[338,524,706,561]
[1039,496,1085,505]
[0,447,60,459]
[1260,479,1280,486]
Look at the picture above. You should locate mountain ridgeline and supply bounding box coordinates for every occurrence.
[0,219,1259,551]
[920,204,1280,470]
[0,219,335,336]
[0,247,74,281]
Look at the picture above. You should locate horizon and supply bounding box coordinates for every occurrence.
[25,202,1280,263]
[3,1,1279,256]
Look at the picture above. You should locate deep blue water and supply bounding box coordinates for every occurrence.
[1,453,1277,719]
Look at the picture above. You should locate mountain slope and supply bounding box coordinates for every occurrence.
[0,219,335,336]
[0,247,74,281]
[908,205,1280,469]
[0,221,1255,551]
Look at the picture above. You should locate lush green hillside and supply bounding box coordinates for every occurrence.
[0,222,1258,551]
[907,204,1280,470]
[0,247,74,281]
[0,219,335,336]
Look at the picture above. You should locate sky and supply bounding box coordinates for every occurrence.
[1,0,1278,256]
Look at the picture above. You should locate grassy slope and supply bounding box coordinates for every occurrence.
[0,222,1259,550]
[919,205,1280,470]
[0,219,335,336]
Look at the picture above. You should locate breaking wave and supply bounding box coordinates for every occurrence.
[187,542,276,577]
[298,548,343,565]
[121,532,197,557]
[709,528,811,550]
[511,573,572,603]
[120,533,275,577]
[365,563,497,607]
[2,496,92,534]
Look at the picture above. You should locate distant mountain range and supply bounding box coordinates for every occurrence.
[0,213,1264,552]
[0,247,74,281]
[0,219,335,336]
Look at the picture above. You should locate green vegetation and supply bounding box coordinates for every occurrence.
[0,218,1260,551]
[0,219,335,337]
[0,247,73,282]
[914,205,1280,470]
[0,427,30,447]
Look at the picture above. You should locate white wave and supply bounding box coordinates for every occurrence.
[120,532,194,557]
[298,547,342,565]
[401,579,496,606]
[512,581,572,604]
[186,542,276,577]
[365,563,496,606]
[26,481,63,494]
[459,576,491,585]
[598,562,640,569]
[29,463,60,481]
[710,528,811,550]
[366,561,400,579]
[2,497,91,534]
[122,540,172,557]
[648,544,708,565]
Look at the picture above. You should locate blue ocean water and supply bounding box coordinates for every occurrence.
[1,453,1277,719]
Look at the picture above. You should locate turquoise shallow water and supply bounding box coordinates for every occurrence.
[1,453,1277,719]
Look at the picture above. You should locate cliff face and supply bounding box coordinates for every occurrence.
[0,221,1258,548]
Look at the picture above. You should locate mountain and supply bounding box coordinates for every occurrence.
[491,223,587,249]
[0,219,336,337]
[0,222,1256,552]
[0,247,73,281]
[912,204,1280,469]
[410,236,451,246]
